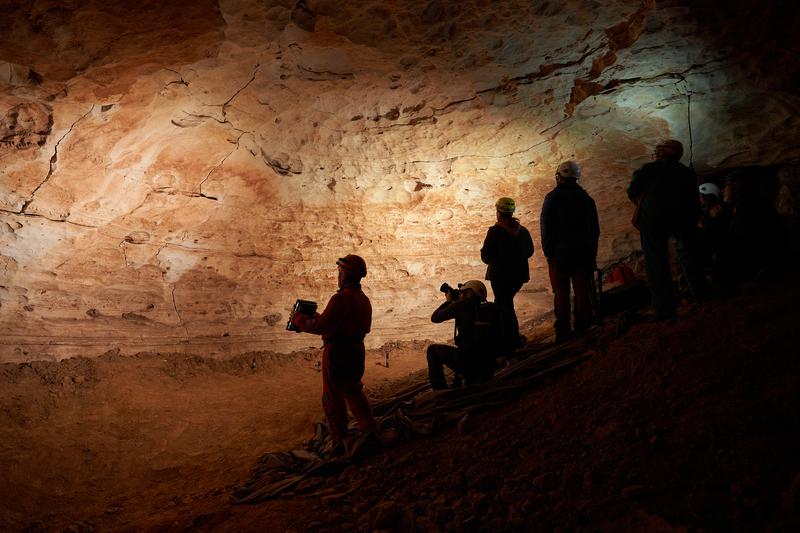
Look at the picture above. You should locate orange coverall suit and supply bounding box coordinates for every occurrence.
[294,286,377,446]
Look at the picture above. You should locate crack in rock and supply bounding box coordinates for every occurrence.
[358,46,608,130]
[564,0,657,116]
[19,105,95,214]
[170,112,247,149]
[261,147,303,176]
[0,208,97,228]
[197,132,247,199]
[164,68,189,88]
[171,285,190,339]
[297,65,354,81]
[408,133,556,166]
[363,97,477,130]
[123,231,150,244]
[598,58,728,96]
[221,64,261,121]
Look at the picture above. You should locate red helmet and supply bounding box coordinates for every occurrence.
[655,139,684,160]
[336,254,367,278]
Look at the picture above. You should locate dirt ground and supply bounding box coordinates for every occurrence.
[0,337,435,531]
[2,279,799,531]
[206,279,800,532]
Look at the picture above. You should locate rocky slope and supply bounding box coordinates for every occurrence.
[204,278,800,532]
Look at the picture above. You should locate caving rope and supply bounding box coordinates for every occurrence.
[678,77,695,171]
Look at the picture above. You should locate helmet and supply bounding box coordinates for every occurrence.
[459,280,487,301]
[655,139,684,160]
[556,160,581,179]
[698,182,721,198]
[336,254,367,278]
[495,197,515,214]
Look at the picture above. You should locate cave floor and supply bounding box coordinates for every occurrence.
[2,278,800,531]
[0,337,430,530]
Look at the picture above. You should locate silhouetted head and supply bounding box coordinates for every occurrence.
[336,254,366,288]
[654,139,684,161]
[495,197,515,220]
[556,160,581,184]
[459,280,487,301]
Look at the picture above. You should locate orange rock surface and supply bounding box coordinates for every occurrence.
[2,0,799,361]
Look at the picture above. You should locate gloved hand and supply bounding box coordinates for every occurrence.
[289,310,305,331]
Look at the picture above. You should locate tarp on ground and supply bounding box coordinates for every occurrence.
[231,336,595,505]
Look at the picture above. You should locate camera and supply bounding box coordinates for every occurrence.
[286,299,318,332]
[439,283,461,299]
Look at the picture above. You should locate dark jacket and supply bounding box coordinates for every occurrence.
[480,219,534,284]
[540,181,600,269]
[431,297,505,374]
[627,159,699,235]
[297,286,371,381]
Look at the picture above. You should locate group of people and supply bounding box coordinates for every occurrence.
[286,159,601,454]
[287,140,782,456]
[627,139,784,320]
[426,161,602,388]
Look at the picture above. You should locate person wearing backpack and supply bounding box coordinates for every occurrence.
[426,280,505,390]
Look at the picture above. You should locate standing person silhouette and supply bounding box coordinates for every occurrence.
[628,139,703,319]
[541,161,600,342]
[289,254,379,457]
[481,197,534,349]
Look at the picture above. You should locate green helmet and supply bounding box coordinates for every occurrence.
[495,197,515,214]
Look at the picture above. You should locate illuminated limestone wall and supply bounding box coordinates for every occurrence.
[1,0,798,361]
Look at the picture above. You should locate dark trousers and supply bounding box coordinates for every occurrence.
[426,344,460,390]
[490,279,523,344]
[426,344,494,390]
[322,346,376,446]
[640,225,703,319]
[547,262,593,341]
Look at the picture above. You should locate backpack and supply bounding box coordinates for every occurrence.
[456,301,506,358]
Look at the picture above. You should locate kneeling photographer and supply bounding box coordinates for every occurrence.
[426,280,506,390]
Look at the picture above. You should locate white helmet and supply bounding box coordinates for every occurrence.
[556,160,581,179]
[698,182,721,198]
[459,280,487,301]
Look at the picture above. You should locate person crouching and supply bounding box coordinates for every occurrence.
[426,280,504,390]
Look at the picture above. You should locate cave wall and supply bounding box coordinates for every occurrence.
[1,0,798,361]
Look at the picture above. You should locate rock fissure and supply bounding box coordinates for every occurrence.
[164,68,189,87]
[297,65,355,80]
[0,208,97,228]
[561,0,663,116]
[197,131,246,198]
[220,64,261,120]
[170,285,189,339]
[597,59,727,99]
[499,44,608,89]
[18,105,95,214]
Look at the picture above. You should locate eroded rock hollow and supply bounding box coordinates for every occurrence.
[1,0,798,361]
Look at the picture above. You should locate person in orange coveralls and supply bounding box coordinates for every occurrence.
[289,254,378,457]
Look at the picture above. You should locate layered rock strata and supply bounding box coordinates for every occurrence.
[1,0,798,361]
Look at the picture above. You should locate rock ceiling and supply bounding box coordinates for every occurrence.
[1,0,798,361]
